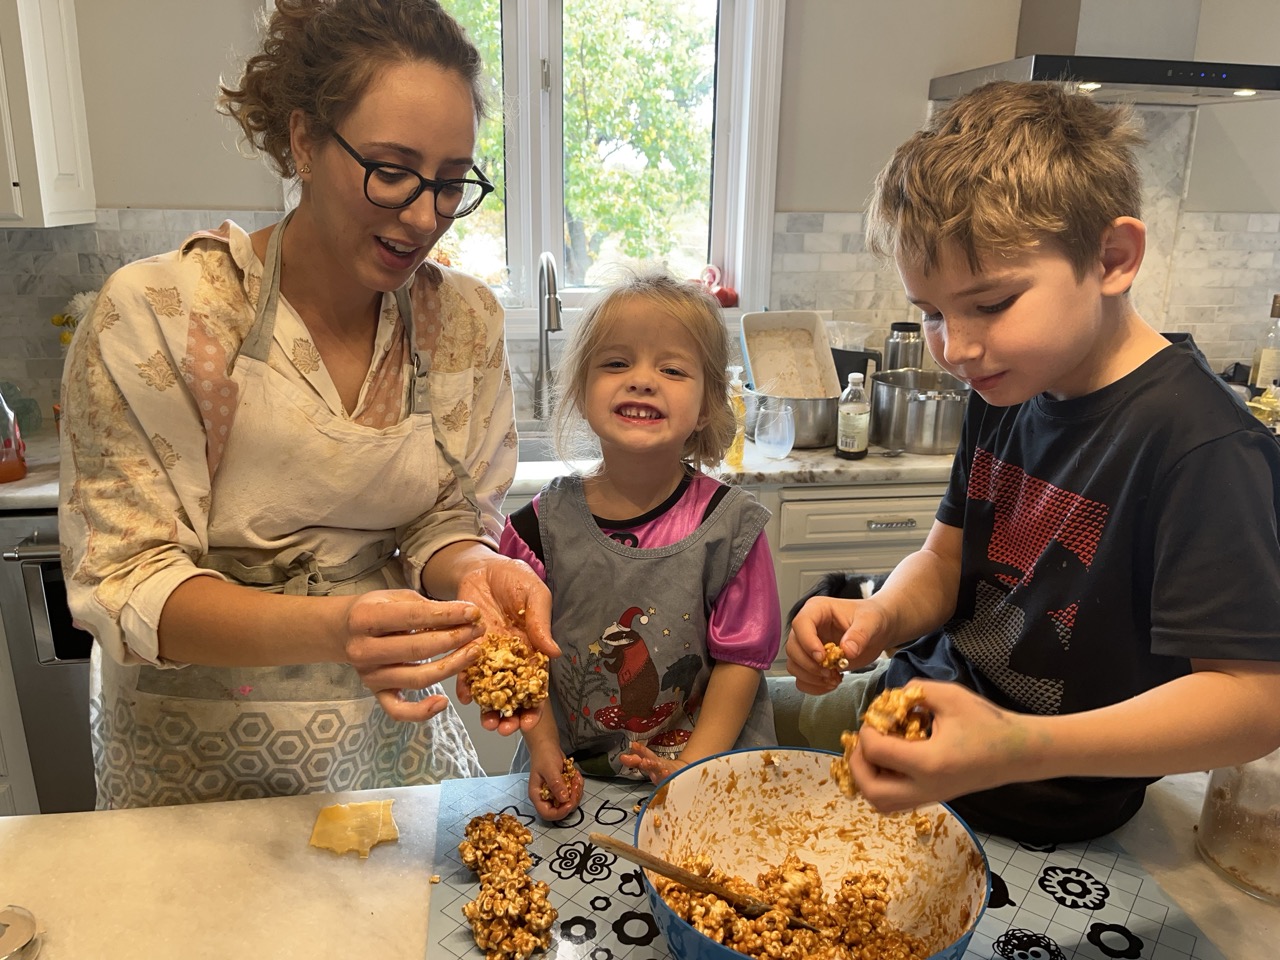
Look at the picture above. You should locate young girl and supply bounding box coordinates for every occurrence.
[500,272,781,820]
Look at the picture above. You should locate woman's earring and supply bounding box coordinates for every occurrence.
[300,163,311,175]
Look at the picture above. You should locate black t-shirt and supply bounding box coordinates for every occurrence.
[883,339,1280,843]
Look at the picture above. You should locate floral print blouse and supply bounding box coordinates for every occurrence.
[58,220,517,666]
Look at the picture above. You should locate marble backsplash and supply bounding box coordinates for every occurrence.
[769,106,1280,380]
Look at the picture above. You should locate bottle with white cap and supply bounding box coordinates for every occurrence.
[1248,294,1280,391]
[836,372,870,460]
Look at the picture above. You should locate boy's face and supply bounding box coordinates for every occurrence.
[897,241,1115,406]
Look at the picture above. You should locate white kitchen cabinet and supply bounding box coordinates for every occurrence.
[760,481,948,622]
[0,0,94,226]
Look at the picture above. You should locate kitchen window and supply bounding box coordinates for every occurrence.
[441,0,783,332]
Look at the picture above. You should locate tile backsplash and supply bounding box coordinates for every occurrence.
[769,106,1280,379]
[3,113,1279,433]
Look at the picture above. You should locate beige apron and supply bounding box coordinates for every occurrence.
[90,214,486,809]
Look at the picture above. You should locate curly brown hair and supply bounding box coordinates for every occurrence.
[865,81,1146,280]
[218,0,487,179]
[551,271,735,471]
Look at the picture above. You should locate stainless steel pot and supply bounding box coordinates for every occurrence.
[743,384,837,448]
[869,369,969,455]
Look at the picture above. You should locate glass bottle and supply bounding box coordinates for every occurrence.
[0,385,27,483]
[1248,294,1280,390]
[725,365,746,468]
[836,372,870,460]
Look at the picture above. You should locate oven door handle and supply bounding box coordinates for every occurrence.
[3,535,62,563]
[5,535,81,665]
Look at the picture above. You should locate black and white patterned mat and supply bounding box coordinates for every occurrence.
[425,774,1225,960]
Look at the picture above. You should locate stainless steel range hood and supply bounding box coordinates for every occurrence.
[929,0,1280,106]
[930,54,1280,106]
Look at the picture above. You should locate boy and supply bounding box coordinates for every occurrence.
[786,81,1280,844]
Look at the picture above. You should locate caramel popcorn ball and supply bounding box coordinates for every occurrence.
[463,631,550,718]
[861,685,932,740]
[657,852,929,960]
[538,756,579,803]
[831,686,934,800]
[459,812,533,881]
[832,730,859,798]
[820,642,850,671]
[462,873,557,960]
[458,812,557,960]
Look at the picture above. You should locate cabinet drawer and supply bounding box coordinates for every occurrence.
[777,548,919,615]
[778,497,939,549]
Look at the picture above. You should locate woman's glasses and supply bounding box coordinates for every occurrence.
[330,131,494,218]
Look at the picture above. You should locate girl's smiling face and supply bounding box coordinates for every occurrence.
[583,297,708,463]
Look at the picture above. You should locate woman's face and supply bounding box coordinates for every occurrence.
[295,59,478,295]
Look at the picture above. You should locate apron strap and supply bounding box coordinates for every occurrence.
[394,283,485,538]
[235,212,484,539]
[238,209,293,364]
[199,538,396,596]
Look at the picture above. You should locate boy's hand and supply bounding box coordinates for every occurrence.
[527,748,583,821]
[619,741,686,785]
[847,680,1033,811]
[785,596,890,694]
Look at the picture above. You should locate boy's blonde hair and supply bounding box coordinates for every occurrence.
[866,81,1146,279]
[551,271,734,471]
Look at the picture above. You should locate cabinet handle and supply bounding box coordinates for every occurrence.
[865,517,917,531]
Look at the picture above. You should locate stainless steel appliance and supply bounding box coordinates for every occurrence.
[0,512,95,813]
[929,0,1280,106]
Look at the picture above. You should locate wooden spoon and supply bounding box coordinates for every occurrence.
[588,832,820,933]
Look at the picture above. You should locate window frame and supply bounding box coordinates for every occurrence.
[497,0,785,337]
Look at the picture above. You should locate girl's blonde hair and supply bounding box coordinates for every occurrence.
[551,271,734,471]
[866,80,1145,279]
[217,0,486,179]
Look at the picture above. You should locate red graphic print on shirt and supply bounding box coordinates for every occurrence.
[949,448,1112,714]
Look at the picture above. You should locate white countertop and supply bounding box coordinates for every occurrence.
[0,427,952,513]
[0,429,60,513]
[0,772,1272,959]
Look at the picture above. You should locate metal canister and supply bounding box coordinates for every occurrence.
[884,321,923,371]
[869,369,969,454]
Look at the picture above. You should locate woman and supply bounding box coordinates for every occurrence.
[59,0,553,808]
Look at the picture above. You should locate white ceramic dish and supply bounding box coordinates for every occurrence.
[740,310,841,399]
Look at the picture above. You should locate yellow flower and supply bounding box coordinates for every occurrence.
[59,330,73,346]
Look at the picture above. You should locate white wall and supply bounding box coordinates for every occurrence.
[1187,0,1280,212]
[773,0,1280,215]
[75,0,280,209]
[774,0,1021,212]
[70,1,1278,215]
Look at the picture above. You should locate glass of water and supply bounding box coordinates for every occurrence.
[754,404,795,459]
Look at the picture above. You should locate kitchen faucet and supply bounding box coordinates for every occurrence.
[533,251,562,420]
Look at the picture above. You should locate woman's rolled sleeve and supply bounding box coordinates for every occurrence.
[59,266,223,667]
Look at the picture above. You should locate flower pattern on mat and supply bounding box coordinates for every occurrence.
[612,910,659,946]
[550,839,615,883]
[993,927,1067,960]
[1038,864,1110,910]
[1086,922,1144,959]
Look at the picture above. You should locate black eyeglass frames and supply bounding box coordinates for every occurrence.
[330,130,494,218]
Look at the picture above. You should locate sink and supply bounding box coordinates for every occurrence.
[516,433,559,462]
